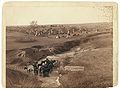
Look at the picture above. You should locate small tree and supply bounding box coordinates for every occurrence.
[29,21,38,36]
[30,21,38,27]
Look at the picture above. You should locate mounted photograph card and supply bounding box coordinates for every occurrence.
[2,2,118,88]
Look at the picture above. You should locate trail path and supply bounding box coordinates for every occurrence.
[37,71,61,88]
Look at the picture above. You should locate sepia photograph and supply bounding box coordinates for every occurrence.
[2,2,118,88]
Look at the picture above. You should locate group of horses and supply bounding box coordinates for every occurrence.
[24,58,58,77]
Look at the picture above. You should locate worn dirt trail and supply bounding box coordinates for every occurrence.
[37,70,61,88]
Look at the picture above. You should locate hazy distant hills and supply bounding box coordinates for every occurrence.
[6,22,112,30]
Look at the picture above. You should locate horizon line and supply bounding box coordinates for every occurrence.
[6,22,113,27]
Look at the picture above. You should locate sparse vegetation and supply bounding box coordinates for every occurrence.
[6,68,42,88]
[6,22,112,38]
[16,36,37,43]
[6,22,113,88]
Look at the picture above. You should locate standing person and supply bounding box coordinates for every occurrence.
[33,61,38,75]
[38,60,46,76]
[42,62,50,77]
[37,61,44,76]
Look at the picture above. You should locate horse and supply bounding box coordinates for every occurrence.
[24,65,34,75]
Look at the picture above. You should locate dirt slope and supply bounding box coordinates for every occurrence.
[6,27,113,88]
[59,33,113,88]
[6,68,42,88]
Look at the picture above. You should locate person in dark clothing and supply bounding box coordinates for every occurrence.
[41,63,50,77]
[38,61,45,76]
[32,61,38,75]
[40,59,56,77]
[38,60,48,76]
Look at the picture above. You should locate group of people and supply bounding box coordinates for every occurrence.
[24,58,57,77]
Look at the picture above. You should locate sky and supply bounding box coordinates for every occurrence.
[3,2,113,26]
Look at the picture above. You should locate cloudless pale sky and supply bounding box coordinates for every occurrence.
[3,2,113,26]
